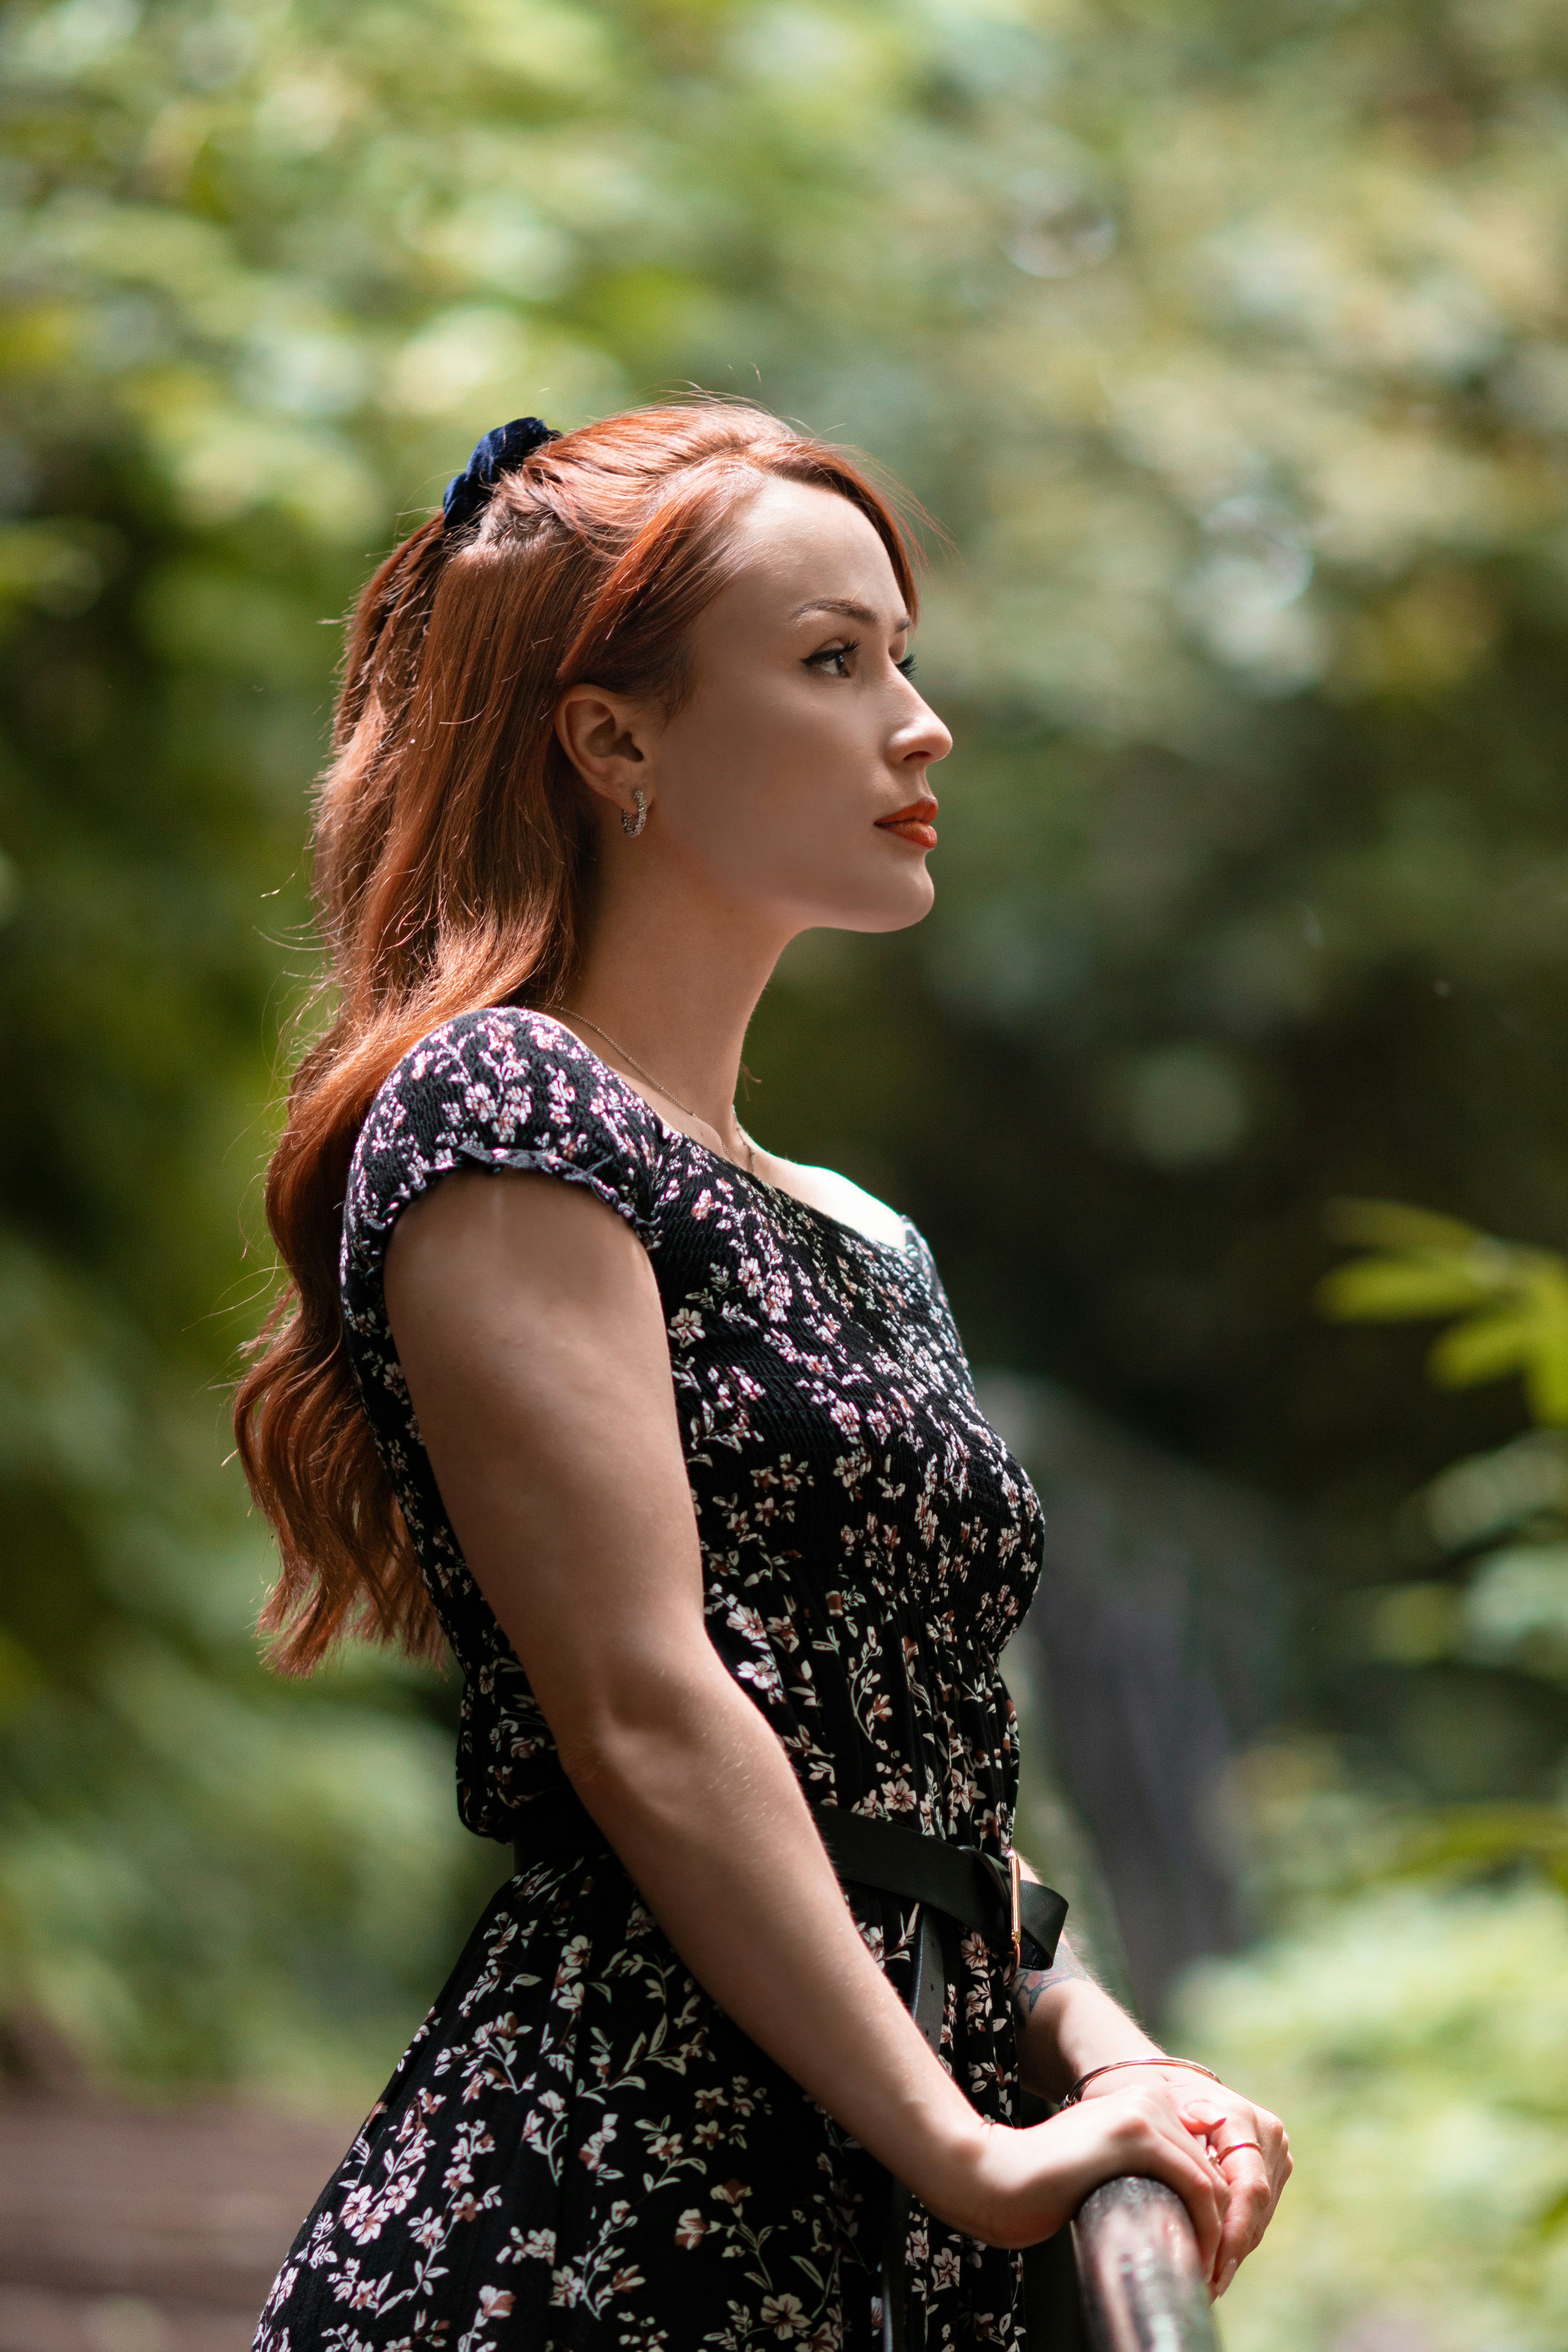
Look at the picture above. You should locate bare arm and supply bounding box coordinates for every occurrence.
[1011,1923,1162,2102]
[383,1170,1230,2259]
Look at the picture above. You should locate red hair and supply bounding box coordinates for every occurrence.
[235,402,919,1671]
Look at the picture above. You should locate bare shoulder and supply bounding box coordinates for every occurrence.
[752,1151,908,1251]
[384,1161,656,1337]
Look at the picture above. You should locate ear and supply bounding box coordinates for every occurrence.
[554,684,659,824]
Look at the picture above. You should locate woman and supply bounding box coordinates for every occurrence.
[238,403,1288,2352]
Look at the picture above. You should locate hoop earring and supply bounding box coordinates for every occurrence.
[621,789,648,839]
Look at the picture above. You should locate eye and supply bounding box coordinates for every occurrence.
[896,654,917,678]
[804,641,857,678]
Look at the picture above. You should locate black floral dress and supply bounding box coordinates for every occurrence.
[254,1008,1045,2352]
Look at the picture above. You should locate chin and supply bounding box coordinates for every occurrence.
[816,874,936,937]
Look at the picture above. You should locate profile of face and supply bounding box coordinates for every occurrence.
[556,476,953,946]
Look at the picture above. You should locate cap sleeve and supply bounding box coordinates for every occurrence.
[342,1006,664,1297]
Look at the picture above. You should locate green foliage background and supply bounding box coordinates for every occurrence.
[9,0,1568,2335]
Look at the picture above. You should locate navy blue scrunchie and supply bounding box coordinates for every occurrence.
[442,416,557,535]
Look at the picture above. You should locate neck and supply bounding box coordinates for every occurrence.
[565,885,787,1148]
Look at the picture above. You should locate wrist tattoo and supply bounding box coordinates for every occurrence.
[1010,1934,1092,2019]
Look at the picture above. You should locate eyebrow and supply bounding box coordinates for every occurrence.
[790,597,913,632]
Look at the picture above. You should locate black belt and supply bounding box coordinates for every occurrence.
[811,1810,1067,2352]
[812,1807,1067,1973]
[507,1805,1067,1977]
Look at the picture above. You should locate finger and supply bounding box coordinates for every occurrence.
[1153,2123,1230,2276]
[1185,2091,1289,2283]
[1201,2101,1289,2192]
[1212,2153,1274,2275]
[1255,2114,1292,2200]
[1225,2121,1290,2214]
[1101,2092,1233,2274]
[1184,2107,1260,2145]
[1113,2107,1229,2273]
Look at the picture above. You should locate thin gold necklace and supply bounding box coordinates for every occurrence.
[566,1012,757,1177]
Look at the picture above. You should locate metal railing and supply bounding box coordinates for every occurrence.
[1071,2175,1221,2352]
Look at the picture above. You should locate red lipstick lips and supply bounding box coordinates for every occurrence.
[875,797,939,851]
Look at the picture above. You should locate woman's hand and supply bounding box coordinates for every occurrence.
[1009,1922,1290,2293]
[1090,2071,1289,2296]
[937,2080,1230,2270]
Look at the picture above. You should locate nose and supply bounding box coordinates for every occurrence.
[893,686,953,771]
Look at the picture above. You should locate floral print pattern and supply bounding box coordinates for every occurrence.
[255,1010,1044,2352]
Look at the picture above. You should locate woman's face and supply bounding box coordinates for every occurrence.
[589,475,952,941]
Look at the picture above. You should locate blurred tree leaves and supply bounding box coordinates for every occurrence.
[1319,1198,1568,2020]
[1323,1202,1568,1685]
[1322,1200,1568,1426]
[1180,1876,1568,2352]
[9,0,1568,2086]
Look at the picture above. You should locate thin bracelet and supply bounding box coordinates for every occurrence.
[1062,2057,1222,2105]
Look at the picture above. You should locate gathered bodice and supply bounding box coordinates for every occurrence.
[340,1007,1044,1865]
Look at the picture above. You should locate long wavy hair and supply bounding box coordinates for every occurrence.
[235,402,919,1672]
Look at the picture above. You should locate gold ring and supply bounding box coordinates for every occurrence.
[1214,2139,1262,2163]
